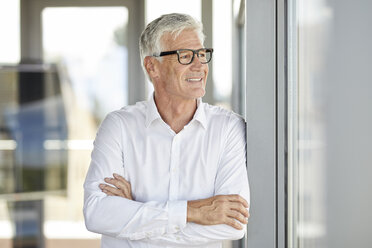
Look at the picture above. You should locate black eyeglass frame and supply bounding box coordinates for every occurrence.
[154,48,214,65]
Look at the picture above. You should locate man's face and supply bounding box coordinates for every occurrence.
[155,29,209,100]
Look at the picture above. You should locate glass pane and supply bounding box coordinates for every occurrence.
[146,0,201,25]
[213,0,233,110]
[42,6,128,246]
[288,0,333,247]
[0,64,70,248]
[0,0,20,63]
[0,6,129,248]
[0,65,67,195]
[42,7,129,121]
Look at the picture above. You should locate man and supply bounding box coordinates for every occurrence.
[84,13,250,248]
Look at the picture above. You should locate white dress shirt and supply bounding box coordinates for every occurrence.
[83,95,250,248]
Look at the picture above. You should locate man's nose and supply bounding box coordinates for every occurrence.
[191,53,203,67]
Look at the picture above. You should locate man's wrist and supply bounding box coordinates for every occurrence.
[187,201,198,223]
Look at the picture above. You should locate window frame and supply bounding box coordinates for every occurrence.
[245,0,287,247]
[20,0,146,104]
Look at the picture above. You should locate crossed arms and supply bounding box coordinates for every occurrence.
[100,173,249,230]
[83,113,250,246]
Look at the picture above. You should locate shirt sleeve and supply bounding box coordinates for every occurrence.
[83,112,188,240]
[142,114,250,246]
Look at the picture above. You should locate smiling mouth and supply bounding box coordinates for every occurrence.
[186,78,203,82]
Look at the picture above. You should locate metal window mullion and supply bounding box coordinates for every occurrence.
[287,0,298,247]
[276,0,288,248]
[246,0,288,247]
[246,0,277,247]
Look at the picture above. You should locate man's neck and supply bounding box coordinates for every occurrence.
[153,93,197,134]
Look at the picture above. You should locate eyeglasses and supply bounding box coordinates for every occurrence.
[154,48,213,65]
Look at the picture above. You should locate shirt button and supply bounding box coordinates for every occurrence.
[175,226,180,231]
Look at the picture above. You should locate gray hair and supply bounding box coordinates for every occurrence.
[139,13,205,78]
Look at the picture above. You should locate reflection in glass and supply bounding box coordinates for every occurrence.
[42,7,129,246]
[288,0,332,247]
[0,64,68,248]
[0,0,20,63]
[42,7,128,123]
[0,64,67,195]
[213,0,233,109]
[0,6,129,248]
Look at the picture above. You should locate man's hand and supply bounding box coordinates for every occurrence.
[100,176,249,230]
[99,173,133,200]
[187,195,249,230]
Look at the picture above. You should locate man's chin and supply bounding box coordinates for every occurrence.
[193,89,206,99]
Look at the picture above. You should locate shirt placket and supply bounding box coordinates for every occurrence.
[169,134,180,201]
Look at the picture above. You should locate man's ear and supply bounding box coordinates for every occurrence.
[144,56,159,80]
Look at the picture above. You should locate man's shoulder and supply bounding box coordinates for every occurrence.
[204,103,244,124]
[203,104,245,142]
[105,100,147,123]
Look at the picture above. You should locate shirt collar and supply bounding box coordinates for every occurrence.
[145,93,207,129]
[145,93,162,128]
[193,98,207,129]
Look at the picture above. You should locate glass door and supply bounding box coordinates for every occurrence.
[41,6,129,247]
[287,0,332,247]
[0,5,130,248]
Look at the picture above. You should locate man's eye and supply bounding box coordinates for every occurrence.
[180,54,191,59]
[199,53,206,58]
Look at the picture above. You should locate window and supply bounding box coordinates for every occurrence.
[0,5,130,248]
[288,0,333,247]
[0,0,20,63]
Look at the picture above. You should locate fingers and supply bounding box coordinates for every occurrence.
[101,188,115,196]
[227,209,248,225]
[214,195,249,209]
[113,174,133,199]
[113,173,129,186]
[100,184,123,197]
[212,195,250,227]
[226,194,249,208]
[99,173,133,200]
[225,217,243,230]
[104,176,126,190]
[229,202,249,218]
[214,195,249,216]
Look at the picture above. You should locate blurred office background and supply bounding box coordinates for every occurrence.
[0,0,244,247]
[0,0,371,248]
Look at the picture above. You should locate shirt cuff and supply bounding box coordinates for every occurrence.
[167,200,187,233]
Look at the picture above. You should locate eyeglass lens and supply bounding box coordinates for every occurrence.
[178,49,211,64]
